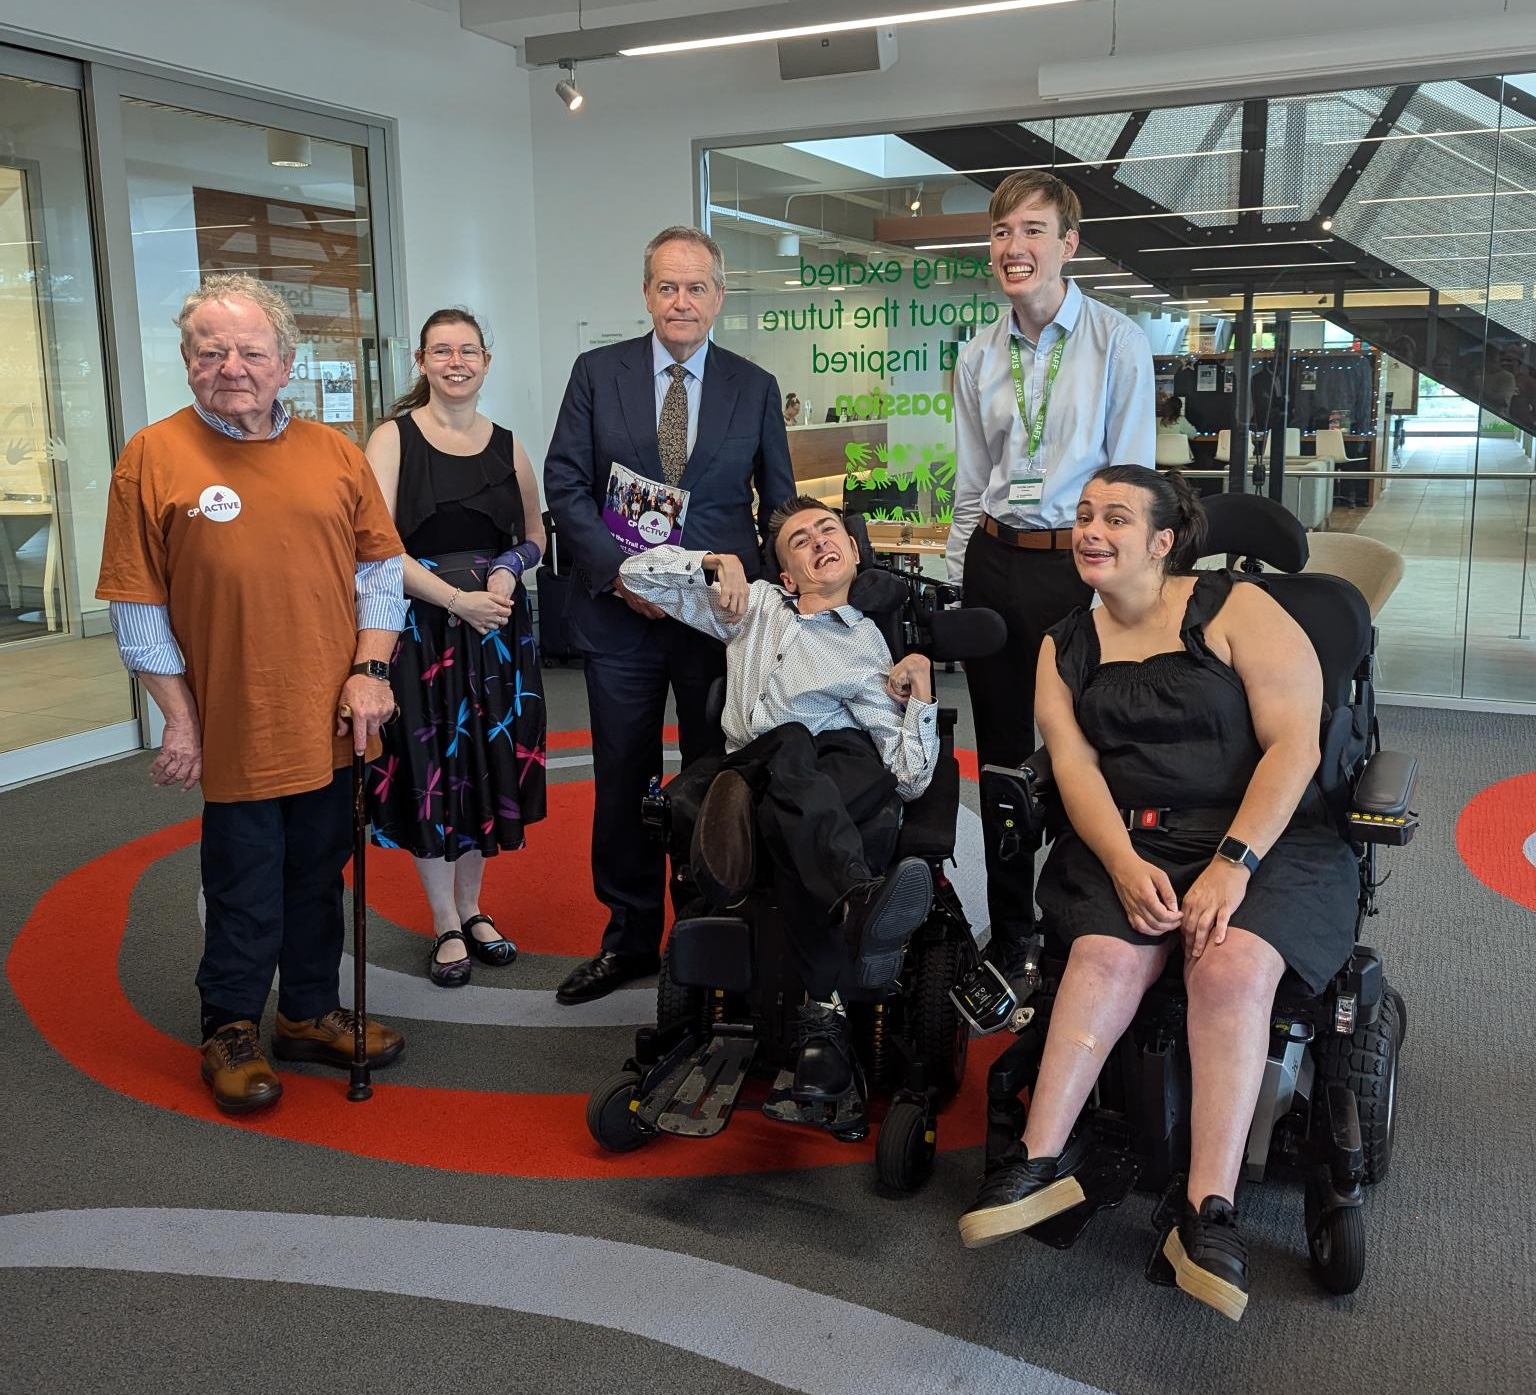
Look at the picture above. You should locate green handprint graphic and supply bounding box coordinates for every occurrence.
[844,441,872,469]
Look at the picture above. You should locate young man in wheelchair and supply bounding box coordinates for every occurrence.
[616,495,939,1103]
[956,466,1359,1322]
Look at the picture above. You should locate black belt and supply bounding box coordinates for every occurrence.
[1121,805,1237,834]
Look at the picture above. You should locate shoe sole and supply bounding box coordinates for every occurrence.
[1162,1227,1249,1321]
[200,1063,283,1115]
[693,772,755,907]
[270,1037,404,1070]
[958,1175,1086,1249]
[852,859,933,990]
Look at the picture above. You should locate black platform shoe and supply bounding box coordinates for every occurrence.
[958,1135,1089,1249]
[463,913,517,967]
[1161,1195,1250,1321]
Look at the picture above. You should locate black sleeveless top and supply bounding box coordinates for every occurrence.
[393,412,526,557]
[1050,570,1262,811]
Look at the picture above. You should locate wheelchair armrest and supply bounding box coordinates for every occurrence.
[1348,749,1419,846]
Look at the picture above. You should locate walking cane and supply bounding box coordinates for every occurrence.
[341,707,373,1103]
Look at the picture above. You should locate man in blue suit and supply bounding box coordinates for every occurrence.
[545,225,796,1004]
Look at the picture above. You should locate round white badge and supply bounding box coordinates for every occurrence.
[197,485,243,523]
[636,510,672,546]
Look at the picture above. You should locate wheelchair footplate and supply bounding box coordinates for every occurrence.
[761,1067,868,1143]
[640,1024,758,1138]
[1024,1145,1142,1251]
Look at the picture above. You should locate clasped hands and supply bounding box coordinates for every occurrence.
[1108,853,1251,960]
[452,571,517,636]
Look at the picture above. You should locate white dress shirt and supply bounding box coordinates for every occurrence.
[946,279,1156,582]
[619,546,939,801]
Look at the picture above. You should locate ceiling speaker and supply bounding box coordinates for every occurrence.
[777,29,897,81]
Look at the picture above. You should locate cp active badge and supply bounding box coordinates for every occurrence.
[195,485,243,522]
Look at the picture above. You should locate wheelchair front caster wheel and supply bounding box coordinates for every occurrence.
[876,1099,936,1192]
[1305,1188,1366,1295]
[587,1070,654,1154]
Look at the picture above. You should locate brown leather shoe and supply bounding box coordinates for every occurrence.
[271,1009,404,1070]
[200,1021,283,1114]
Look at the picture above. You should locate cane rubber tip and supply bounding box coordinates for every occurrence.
[347,1084,373,1102]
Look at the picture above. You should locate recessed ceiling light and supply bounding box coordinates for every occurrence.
[1137,239,1330,253]
[1083,204,1300,224]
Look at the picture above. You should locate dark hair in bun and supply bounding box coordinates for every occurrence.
[1090,464,1208,572]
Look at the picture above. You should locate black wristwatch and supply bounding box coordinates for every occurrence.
[1215,835,1261,874]
[350,660,391,682]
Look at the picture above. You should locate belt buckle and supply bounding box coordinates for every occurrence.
[1125,807,1167,832]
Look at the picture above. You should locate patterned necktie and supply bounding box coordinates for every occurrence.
[658,363,689,487]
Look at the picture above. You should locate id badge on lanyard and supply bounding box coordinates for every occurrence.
[1008,332,1067,508]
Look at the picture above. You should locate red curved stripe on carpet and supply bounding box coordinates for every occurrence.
[1456,772,1536,912]
[6,820,1000,1177]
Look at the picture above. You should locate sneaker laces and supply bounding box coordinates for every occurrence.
[1186,1198,1248,1267]
[795,999,846,1048]
[971,1144,1058,1208]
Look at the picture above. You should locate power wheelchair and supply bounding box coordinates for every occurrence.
[954,492,1418,1297]
[586,526,1005,1190]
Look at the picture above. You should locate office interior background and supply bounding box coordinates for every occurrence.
[4,0,1536,790]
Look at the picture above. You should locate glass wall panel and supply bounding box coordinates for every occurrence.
[0,68,131,755]
[706,69,1536,705]
[120,99,383,447]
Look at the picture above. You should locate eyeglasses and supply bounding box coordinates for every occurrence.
[425,345,485,362]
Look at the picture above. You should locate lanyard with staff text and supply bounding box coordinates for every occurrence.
[1009,331,1069,462]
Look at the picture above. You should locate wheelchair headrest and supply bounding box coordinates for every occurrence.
[1200,492,1310,574]
[847,566,909,617]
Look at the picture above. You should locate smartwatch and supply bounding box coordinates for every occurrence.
[1215,835,1261,874]
[350,660,391,682]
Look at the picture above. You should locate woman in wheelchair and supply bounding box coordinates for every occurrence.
[957,466,1358,1320]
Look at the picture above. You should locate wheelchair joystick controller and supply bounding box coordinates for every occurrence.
[950,935,1044,1037]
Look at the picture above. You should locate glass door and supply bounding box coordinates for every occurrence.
[0,56,133,780]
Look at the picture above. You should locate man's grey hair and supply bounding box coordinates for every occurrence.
[643,226,726,293]
[176,273,299,359]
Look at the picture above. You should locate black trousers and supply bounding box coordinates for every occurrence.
[196,767,354,1036]
[961,527,1091,952]
[724,723,901,1000]
[585,617,726,957]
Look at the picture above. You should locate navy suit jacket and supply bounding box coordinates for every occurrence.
[544,334,796,656]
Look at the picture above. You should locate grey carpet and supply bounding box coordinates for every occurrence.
[2,677,1534,1394]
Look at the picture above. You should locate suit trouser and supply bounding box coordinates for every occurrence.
[724,723,901,1000]
[585,616,727,957]
[961,527,1091,953]
[197,767,353,1037]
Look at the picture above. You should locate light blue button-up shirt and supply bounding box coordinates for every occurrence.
[946,279,1156,582]
[651,334,709,460]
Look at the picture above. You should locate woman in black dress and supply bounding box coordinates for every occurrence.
[363,309,547,986]
[957,466,1357,1321]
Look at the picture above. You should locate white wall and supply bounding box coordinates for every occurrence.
[2,0,543,445]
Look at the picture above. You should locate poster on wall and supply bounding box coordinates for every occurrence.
[1196,362,1218,393]
[317,361,356,423]
[579,319,650,353]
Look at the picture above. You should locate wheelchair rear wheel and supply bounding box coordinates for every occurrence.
[909,937,970,1099]
[587,1071,654,1154]
[1319,988,1401,1184]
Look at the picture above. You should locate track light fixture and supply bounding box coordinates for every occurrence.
[909,184,924,215]
[555,64,584,111]
[1320,215,1334,231]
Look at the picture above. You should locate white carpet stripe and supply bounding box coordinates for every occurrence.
[0,1208,1112,1395]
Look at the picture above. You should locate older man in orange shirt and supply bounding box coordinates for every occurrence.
[98,273,407,1114]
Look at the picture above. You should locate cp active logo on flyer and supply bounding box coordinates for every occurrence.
[189,486,243,522]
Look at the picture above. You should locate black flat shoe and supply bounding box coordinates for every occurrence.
[463,913,517,967]
[429,929,473,988]
[555,951,661,1005]
[1162,1195,1250,1322]
[957,1136,1089,1249]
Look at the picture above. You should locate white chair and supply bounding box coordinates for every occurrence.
[1315,427,1349,463]
[1302,532,1404,619]
[1214,429,1232,463]
[1155,434,1194,466]
[1281,459,1334,531]
[1284,426,1301,457]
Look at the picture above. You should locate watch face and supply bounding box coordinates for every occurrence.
[355,660,390,680]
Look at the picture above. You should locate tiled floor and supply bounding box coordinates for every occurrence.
[0,632,137,755]
[1340,435,1536,702]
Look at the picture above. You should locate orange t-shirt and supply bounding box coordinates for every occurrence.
[97,407,403,802]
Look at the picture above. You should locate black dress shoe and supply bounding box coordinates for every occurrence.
[792,998,855,1099]
[555,951,662,1005]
